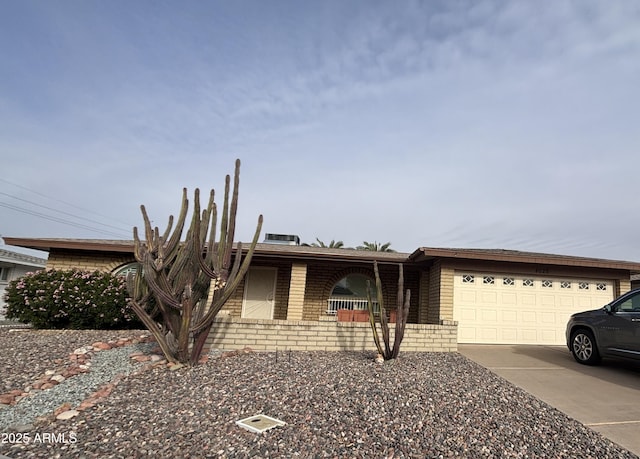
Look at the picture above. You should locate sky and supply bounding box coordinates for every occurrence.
[1,0,639,261]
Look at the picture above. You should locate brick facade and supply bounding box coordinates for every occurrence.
[286,263,307,320]
[207,316,457,352]
[47,249,135,273]
[616,278,631,297]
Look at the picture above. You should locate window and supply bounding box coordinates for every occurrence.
[462,274,475,284]
[0,267,11,281]
[596,283,607,291]
[617,291,640,312]
[328,273,377,314]
[113,263,140,278]
[503,277,515,286]
[483,276,494,285]
[561,281,571,289]
[523,278,534,287]
[542,280,553,288]
[578,282,589,290]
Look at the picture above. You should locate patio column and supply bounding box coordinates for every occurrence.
[616,278,631,296]
[287,262,307,320]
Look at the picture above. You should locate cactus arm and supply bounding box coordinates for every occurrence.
[391,288,411,359]
[217,175,230,270]
[223,159,241,270]
[366,281,384,356]
[373,261,391,358]
[140,205,154,244]
[192,214,262,333]
[205,193,217,268]
[225,241,243,288]
[163,188,189,255]
[128,298,178,364]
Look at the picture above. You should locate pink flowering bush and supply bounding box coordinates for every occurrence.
[3,269,143,329]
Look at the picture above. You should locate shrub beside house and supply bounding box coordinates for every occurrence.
[0,247,47,321]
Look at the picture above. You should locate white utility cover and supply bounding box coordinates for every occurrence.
[236,414,286,434]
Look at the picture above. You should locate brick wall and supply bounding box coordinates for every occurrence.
[286,263,307,320]
[206,317,457,352]
[47,250,135,273]
[616,278,631,296]
[439,264,455,320]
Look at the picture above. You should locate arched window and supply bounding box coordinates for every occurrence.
[113,262,141,279]
[327,273,378,315]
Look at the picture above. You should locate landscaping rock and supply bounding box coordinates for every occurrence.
[55,409,79,420]
[0,329,636,459]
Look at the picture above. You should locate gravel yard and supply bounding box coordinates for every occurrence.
[0,328,636,459]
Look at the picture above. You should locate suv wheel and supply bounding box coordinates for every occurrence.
[570,329,600,365]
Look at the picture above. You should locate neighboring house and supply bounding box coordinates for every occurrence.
[0,247,47,320]
[3,236,640,349]
[632,273,640,290]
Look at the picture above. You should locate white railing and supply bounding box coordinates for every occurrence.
[326,297,379,315]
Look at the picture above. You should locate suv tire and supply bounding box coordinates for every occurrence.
[570,329,600,365]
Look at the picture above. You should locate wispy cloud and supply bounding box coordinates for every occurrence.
[1,0,640,259]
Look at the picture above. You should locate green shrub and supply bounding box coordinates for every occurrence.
[3,269,143,329]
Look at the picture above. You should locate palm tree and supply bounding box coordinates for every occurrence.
[302,238,345,248]
[356,241,395,252]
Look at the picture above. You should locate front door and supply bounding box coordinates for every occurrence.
[242,267,277,319]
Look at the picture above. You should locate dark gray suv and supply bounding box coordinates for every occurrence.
[566,287,640,365]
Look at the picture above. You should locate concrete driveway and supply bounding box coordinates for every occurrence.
[459,344,640,457]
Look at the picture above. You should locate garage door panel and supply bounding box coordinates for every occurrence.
[577,297,592,308]
[454,273,614,345]
[521,311,536,324]
[540,312,556,324]
[458,327,477,341]
[460,308,476,320]
[540,295,555,306]
[480,328,498,341]
[461,291,476,302]
[501,328,517,341]
[481,292,497,303]
[521,329,538,342]
[501,310,517,322]
[501,293,517,304]
[481,309,497,322]
[540,329,558,343]
[559,296,574,307]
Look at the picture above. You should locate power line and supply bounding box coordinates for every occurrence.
[0,191,132,234]
[0,201,131,238]
[0,177,136,229]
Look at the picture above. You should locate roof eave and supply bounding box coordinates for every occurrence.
[412,247,640,272]
[2,238,135,254]
[2,237,410,263]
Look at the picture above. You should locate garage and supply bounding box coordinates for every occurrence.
[453,272,614,345]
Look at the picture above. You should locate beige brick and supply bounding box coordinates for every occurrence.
[204,316,458,353]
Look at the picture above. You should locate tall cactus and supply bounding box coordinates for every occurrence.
[127,159,263,365]
[366,261,411,360]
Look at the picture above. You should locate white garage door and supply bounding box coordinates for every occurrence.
[453,272,614,345]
